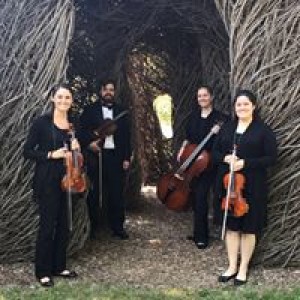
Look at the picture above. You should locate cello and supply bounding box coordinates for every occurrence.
[156,123,221,211]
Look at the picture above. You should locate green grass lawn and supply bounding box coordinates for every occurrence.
[0,283,299,300]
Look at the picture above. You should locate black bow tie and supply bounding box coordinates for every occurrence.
[102,104,114,109]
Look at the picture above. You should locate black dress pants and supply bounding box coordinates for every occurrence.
[35,181,68,278]
[192,172,213,243]
[102,149,125,234]
[86,149,126,234]
[86,152,101,234]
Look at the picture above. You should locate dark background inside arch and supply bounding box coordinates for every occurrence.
[68,0,230,184]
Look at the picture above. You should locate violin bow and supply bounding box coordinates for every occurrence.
[96,110,128,207]
[98,149,103,209]
[64,140,73,232]
[221,144,237,240]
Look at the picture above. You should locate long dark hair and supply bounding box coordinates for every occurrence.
[49,82,74,99]
[49,82,74,121]
[233,89,259,120]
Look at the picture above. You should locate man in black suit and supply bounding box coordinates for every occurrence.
[80,79,131,239]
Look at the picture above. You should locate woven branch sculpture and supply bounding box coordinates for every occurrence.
[215,0,300,266]
[0,0,299,267]
[0,0,88,263]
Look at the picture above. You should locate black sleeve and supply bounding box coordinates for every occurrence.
[244,126,277,169]
[212,128,227,165]
[124,113,132,161]
[185,115,193,142]
[79,106,97,148]
[23,118,48,162]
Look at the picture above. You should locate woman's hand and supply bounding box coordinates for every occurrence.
[177,147,185,162]
[177,141,188,162]
[224,154,237,165]
[71,138,80,151]
[233,159,245,171]
[224,155,244,171]
[50,147,68,159]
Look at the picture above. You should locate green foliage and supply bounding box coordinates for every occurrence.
[0,283,299,300]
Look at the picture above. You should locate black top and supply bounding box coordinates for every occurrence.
[23,114,71,198]
[212,118,277,233]
[185,108,228,151]
[79,101,132,162]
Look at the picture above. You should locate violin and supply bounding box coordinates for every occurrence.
[157,123,222,211]
[61,125,87,194]
[93,110,128,147]
[221,145,249,218]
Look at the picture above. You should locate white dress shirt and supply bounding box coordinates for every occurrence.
[102,106,115,149]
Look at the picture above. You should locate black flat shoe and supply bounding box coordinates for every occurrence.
[54,270,78,278]
[38,276,54,287]
[195,241,208,249]
[234,278,247,286]
[218,273,237,283]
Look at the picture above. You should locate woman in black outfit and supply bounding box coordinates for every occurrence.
[24,83,78,287]
[213,90,277,285]
[177,85,228,249]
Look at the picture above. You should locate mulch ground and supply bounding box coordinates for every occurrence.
[0,186,299,289]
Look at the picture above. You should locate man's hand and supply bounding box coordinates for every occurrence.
[89,140,102,153]
[123,160,130,170]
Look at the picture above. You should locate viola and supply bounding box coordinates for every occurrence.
[221,145,249,218]
[221,172,249,217]
[61,125,87,194]
[157,123,222,211]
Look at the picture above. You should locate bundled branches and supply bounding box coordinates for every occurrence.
[215,0,300,266]
[0,0,88,263]
[1,0,298,267]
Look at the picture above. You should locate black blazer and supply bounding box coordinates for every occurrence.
[212,118,277,201]
[23,114,70,198]
[79,101,132,162]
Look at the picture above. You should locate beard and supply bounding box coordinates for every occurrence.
[101,94,114,105]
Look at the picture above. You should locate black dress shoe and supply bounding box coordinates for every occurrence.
[38,276,54,287]
[234,278,247,286]
[54,270,78,278]
[218,273,237,283]
[186,235,195,241]
[112,231,129,240]
[195,241,208,249]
